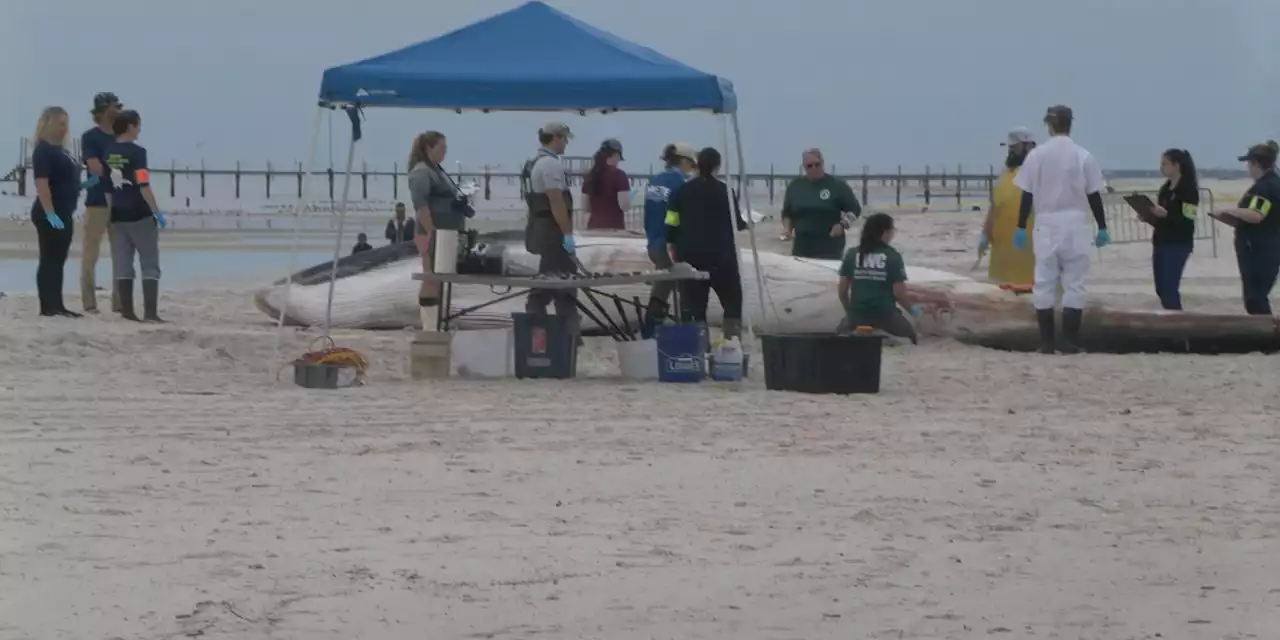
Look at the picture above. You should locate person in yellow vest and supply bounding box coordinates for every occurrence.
[979,127,1037,286]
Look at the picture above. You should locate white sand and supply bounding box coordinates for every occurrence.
[1,211,1279,640]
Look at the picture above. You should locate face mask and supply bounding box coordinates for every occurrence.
[1005,149,1026,168]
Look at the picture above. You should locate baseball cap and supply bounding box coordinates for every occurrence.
[601,138,624,160]
[539,121,573,139]
[1000,126,1035,146]
[1043,104,1073,124]
[666,142,697,163]
[1238,140,1279,163]
[92,92,121,113]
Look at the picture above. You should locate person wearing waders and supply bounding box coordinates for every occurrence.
[639,142,698,338]
[1012,105,1109,354]
[520,122,578,325]
[663,147,747,339]
[105,110,167,322]
[1212,141,1280,314]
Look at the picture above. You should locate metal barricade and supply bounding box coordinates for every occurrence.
[1102,187,1217,257]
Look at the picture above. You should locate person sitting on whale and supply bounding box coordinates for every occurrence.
[837,213,921,343]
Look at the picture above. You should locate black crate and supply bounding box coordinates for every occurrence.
[761,333,883,394]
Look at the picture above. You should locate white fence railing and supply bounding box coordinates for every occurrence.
[1103,187,1218,257]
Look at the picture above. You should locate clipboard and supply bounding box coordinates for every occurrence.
[1122,193,1161,226]
[1207,211,1241,228]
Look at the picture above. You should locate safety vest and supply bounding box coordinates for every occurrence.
[521,148,572,221]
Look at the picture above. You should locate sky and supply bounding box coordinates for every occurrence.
[2,0,1276,174]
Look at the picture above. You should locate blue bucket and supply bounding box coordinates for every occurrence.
[656,324,706,383]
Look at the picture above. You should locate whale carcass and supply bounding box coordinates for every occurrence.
[253,231,1280,354]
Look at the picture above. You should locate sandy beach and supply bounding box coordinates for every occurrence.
[1,201,1279,639]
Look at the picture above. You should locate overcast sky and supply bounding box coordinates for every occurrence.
[2,0,1276,173]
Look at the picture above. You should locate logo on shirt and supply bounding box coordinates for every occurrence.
[860,253,887,269]
[645,185,672,202]
[819,189,831,200]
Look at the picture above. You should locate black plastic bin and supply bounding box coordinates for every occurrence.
[512,312,578,379]
[761,332,884,394]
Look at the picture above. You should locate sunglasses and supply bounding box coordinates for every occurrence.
[804,162,822,169]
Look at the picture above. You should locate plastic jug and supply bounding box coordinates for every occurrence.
[710,337,744,382]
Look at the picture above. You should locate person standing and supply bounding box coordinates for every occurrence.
[105,110,167,323]
[581,138,630,230]
[520,122,577,322]
[1212,141,1280,314]
[79,92,123,314]
[639,142,698,337]
[1145,149,1200,310]
[663,147,746,339]
[979,127,1038,285]
[780,148,860,259]
[384,202,414,244]
[407,131,471,325]
[30,106,83,318]
[1012,105,1109,354]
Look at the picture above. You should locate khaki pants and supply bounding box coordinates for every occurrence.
[81,206,119,312]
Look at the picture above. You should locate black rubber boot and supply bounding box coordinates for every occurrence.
[1035,309,1056,354]
[640,297,669,340]
[117,279,140,321]
[1059,307,1082,354]
[142,279,164,323]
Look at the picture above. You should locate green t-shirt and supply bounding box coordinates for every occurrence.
[782,174,858,234]
[838,244,907,318]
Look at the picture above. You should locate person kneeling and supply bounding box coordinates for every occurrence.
[837,213,919,344]
[105,109,165,322]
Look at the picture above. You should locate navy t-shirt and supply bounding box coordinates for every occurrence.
[30,140,81,220]
[1236,170,1280,239]
[105,141,154,223]
[80,127,114,207]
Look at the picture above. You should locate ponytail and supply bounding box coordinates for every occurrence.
[407,131,444,169]
[857,213,895,257]
[661,144,679,168]
[1163,148,1199,194]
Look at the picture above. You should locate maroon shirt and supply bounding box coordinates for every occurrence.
[583,165,630,230]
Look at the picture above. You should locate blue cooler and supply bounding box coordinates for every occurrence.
[656,324,706,383]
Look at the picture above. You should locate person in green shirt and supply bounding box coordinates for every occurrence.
[837,213,921,343]
[781,148,861,258]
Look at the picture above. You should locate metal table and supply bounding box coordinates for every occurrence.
[412,264,709,338]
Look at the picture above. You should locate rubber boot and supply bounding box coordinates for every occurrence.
[116,279,140,321]
[142,279,164,323]
[1035,309,1056,354]
[1059,307,1082,354]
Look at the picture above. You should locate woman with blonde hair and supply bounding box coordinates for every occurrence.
[406,131,471,326]
[31,106,84,317]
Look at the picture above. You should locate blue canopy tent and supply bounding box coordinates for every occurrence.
[278,1,768,347]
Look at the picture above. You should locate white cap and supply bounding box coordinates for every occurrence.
[1001,126,1035,146]
[667,141,697,163]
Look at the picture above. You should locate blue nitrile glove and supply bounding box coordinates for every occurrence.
[907,305,923,317]
[1012,228,1028,251]
[977,233,989,252]
[1095,228,1110,248]
[562,233,575,254]
[154,211,167,229]
[44,212,65,230]
[78,175,99,190]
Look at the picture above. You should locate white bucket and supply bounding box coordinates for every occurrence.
[434,229,459,274]
[451,328,514,378]
[616,339,659,380]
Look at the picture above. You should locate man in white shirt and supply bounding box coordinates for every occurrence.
[1012,105,1110,354]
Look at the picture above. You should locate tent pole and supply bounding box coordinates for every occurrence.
[730,112,770,332]
[321,115,360,338]
[270,105,325,374]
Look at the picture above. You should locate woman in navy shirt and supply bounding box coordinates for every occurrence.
[31,106,83,318]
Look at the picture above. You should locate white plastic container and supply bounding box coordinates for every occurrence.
[434,229,459,274]
[616,339,659,380]
[710,337,744,382]
[450,328,514,378]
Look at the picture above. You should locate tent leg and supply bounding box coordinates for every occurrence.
[270,105,325,374]
[729,112,771,333]
[321,114,361,338]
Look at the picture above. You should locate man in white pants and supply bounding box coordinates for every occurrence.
[1012,105,1110,354]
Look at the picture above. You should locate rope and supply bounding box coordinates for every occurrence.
[277,335,370,385]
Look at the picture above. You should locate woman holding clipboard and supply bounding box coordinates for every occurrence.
[1144,149,1199,310]
[1210,141,1280,315]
